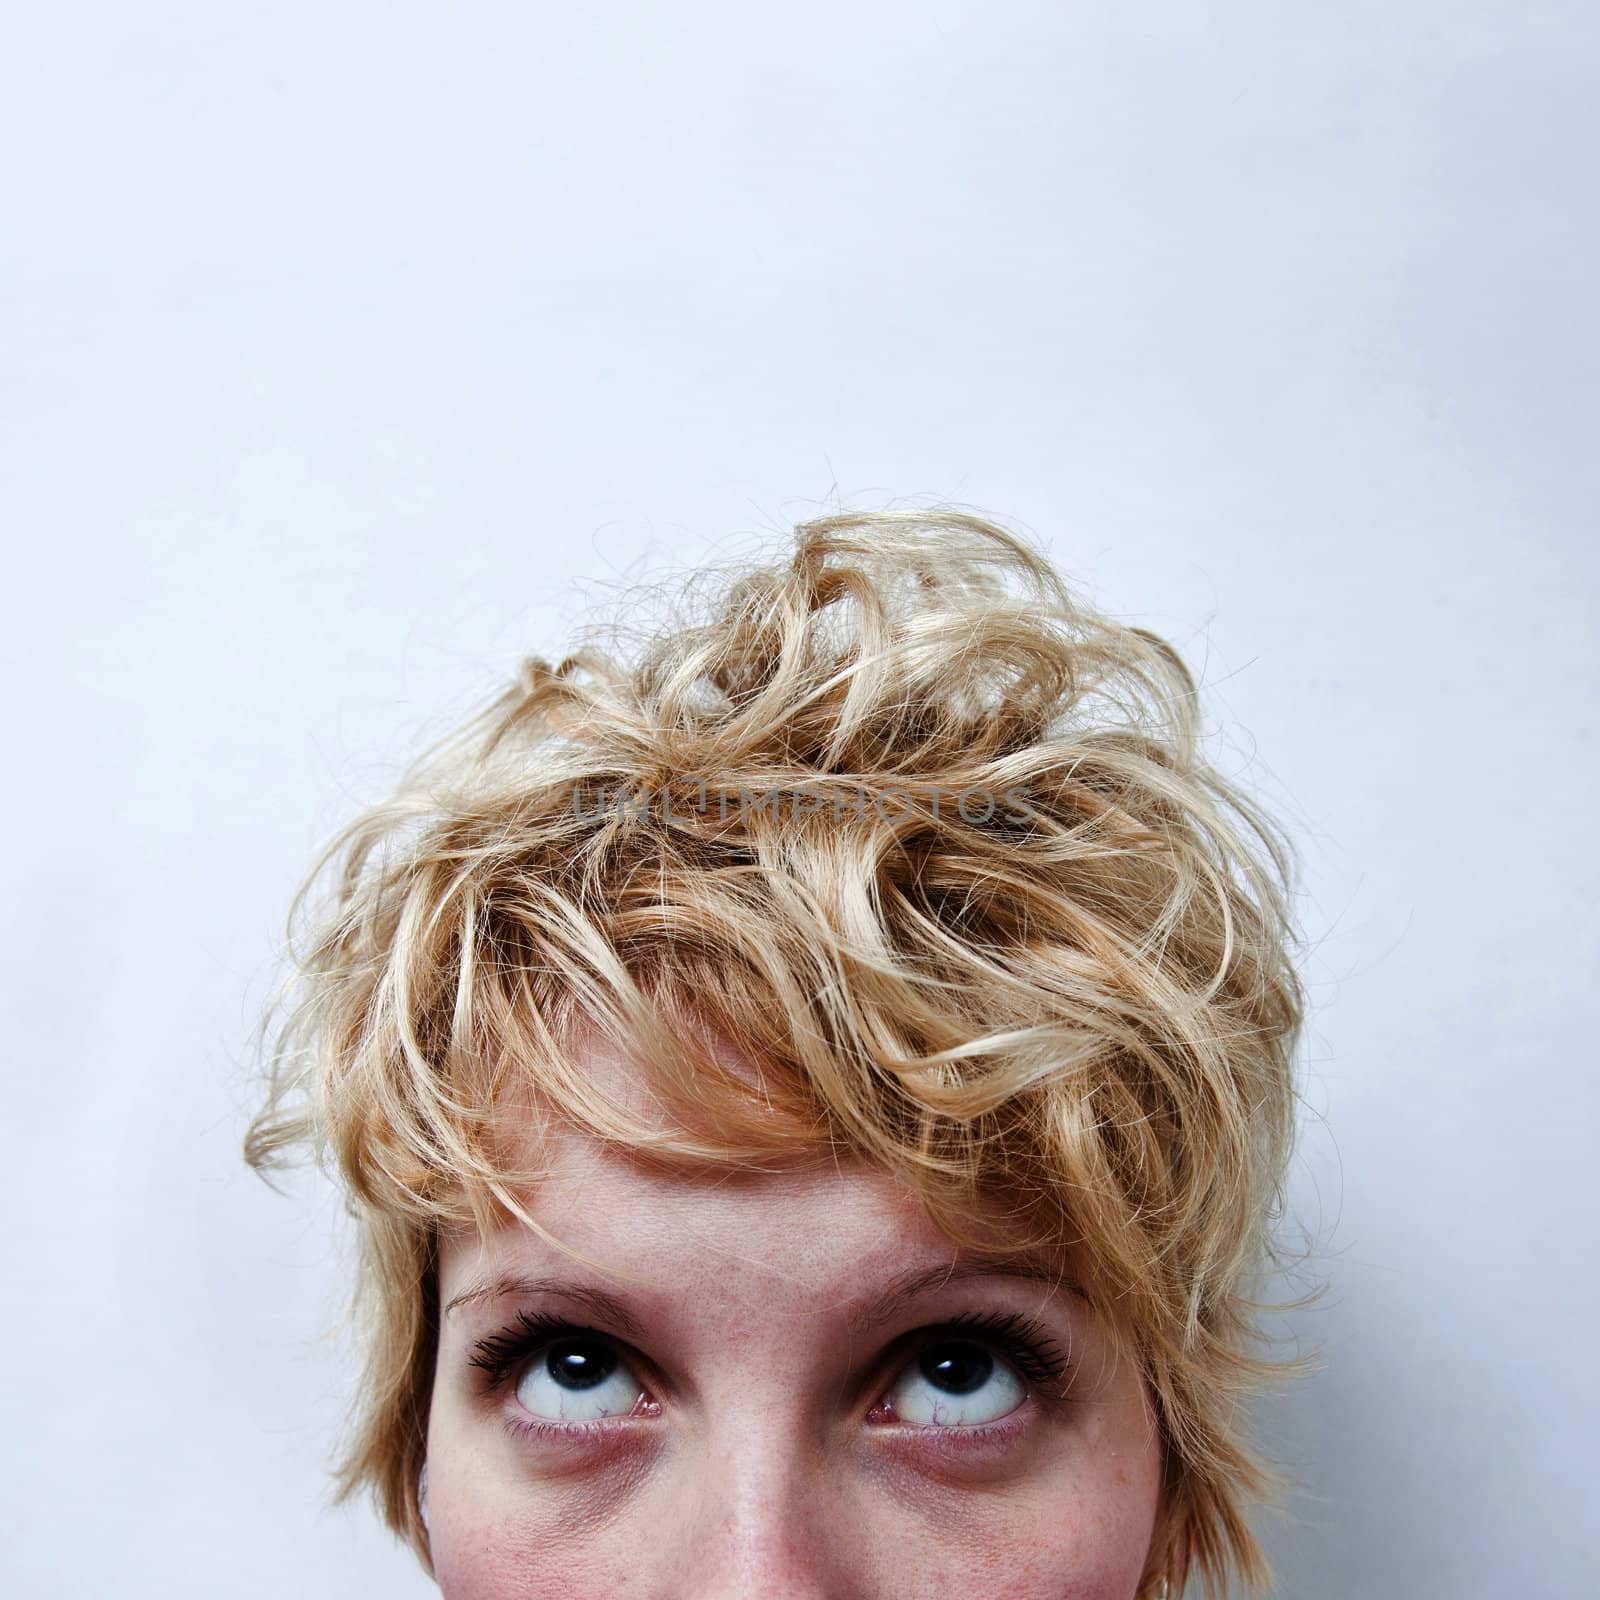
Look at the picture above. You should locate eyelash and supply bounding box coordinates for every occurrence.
[470,1310,597,1393]
[930,1309,1069,1391]
[468,1307,1071,1418]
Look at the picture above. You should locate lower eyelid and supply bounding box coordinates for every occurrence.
[503,1396,660,1440]
[498,1411,659,1471]
[867,1402,1036,1460]
[493,1400,1038,1481]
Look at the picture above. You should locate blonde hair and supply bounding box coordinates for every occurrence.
[245,507,1308,1595]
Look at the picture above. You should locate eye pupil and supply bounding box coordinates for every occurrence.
[546,1338,616,1391]
[920,1340,994,1395]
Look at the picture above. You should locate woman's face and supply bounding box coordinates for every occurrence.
[426,1041,1165,1599]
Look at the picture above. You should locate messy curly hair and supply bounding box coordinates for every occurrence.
[244,506,1308,1596]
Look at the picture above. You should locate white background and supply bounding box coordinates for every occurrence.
[3,4,1595,1596]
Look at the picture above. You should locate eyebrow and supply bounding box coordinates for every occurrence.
[844,1258,1079,1336]
[443,1275,647,1340]
[443,1257,1075,1340]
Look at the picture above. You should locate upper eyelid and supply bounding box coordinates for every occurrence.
[468,1311,632,1390]
[936,1309,1066,1358]
[466,1309,1070,1402]
[879,1313,1069,1390]
[449,1266,1077,1341]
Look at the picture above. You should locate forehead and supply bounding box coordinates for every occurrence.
[446,1022,1075,1322]
[444,1115,957,1310]
[439,1128,1084,1340]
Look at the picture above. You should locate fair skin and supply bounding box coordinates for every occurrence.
[425,1037,1166,1599]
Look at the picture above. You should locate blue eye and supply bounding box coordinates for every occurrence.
[513,1334,645,1421]
[887,1336,1027,1426]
